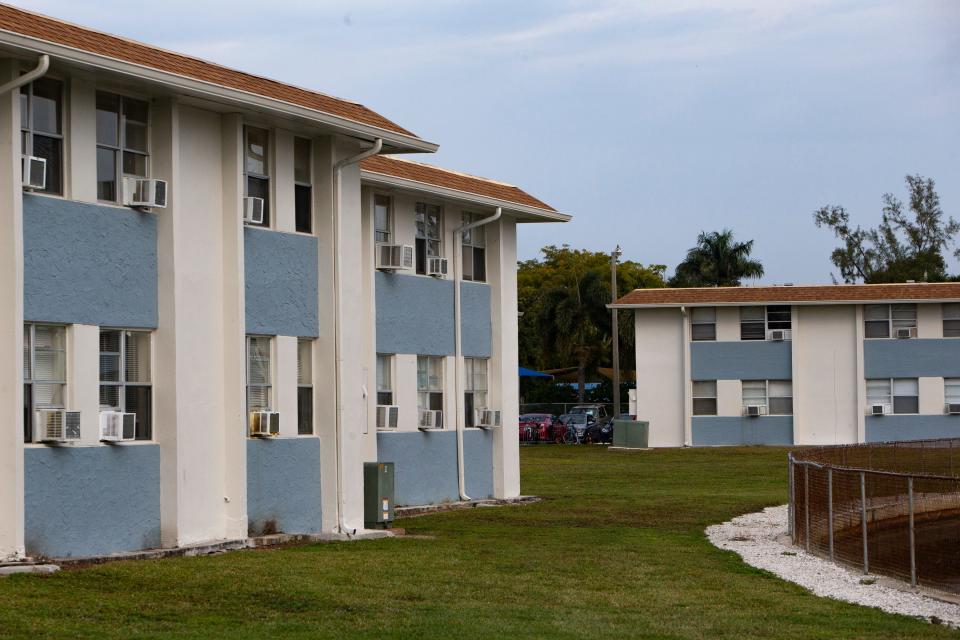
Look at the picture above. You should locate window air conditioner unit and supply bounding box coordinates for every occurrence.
[21,155,46,190]
[946,403,960,415]
[768,329,791,341]
[744,405,767,417]
[375,244,414,271]
[122,177,167,208]
[426,257,448,278]
[895,328,915,339]
[34,410,81,443]
[249,411,280,437]
[418,409,442,430]
[376,405,400,430]
[99,411,136,442]
[475,409,502,429]
[871,404,891,416]
[242,197,265,224]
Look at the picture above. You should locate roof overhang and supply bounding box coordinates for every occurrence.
[0,30,439,154]
[609,297,960,310]
[361,169,571,223]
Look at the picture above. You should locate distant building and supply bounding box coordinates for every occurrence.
[0,6,569,561]
[612,283,960,447]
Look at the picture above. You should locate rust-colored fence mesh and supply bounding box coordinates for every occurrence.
[790,439,960,593]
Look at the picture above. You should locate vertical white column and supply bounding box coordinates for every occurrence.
[221,113,248,539]
[66,76,96,203]
[67,324,100,445]
[275,335,299,437]
[0,59,25,560]
[790,305,801,444]
[272,129,295,233]
[395,354,418,430]
[855,305,866,443]
[488,218,520,498]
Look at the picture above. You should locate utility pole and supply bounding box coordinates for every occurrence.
[611,245,622,418]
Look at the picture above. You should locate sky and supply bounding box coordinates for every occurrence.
[13,0,959,284]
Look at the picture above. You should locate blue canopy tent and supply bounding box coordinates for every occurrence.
[519,366,553,379]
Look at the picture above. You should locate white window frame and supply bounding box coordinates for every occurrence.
[864,304,917,339]
[417,355,444,425]
[246,335,273,412]
[464,357,489,427]
[376,353,394,405]
[415,201,443,274]
[293,136,312,234]
[374,193,393,244]
[943,304,960,338]
[461,212,487,283]
[740,306,791,341]
[297,338,313,435]
[945,378,960,405]
[243,125,271,228]
[692,380,717,416]
[866,378,919,414]
[741,380,793,415]
[23,323,68,442]
[20,76,64,195]
[99,328,153,440]
[690,307,716,341]
[95,91,150,203]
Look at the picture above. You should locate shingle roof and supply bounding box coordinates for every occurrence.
[360,155,558,213]
[0,4,417,138]
[613,283,960,307]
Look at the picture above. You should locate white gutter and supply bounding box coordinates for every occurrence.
[452,207,502,501]
[331,138,383,535]
[0,53,48,95]
[0,33,437,153]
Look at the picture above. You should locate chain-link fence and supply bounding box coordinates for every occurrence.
[519,403,629,418]
[789,439,960,594]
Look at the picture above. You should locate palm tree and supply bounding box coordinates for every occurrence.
[669,229,764,287]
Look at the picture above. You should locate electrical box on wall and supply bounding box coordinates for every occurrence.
[364,462,395,529]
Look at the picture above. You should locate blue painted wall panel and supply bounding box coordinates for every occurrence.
[864,339,960,378]
[375,272,492,357]
[247,438,322,535]
[865,416,960,443]
[24,445,161,558]
[23,195,158,328]
[376,429,494,506]
[244,228,319,337]
[692,416,794,446]
[690,341,792,381]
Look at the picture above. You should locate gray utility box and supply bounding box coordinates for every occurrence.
[364,462,395,529]
[612,419,649,449]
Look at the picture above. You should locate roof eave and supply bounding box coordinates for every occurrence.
[0,30,439,154]
[360,169,571,223]
[610,297,960,309]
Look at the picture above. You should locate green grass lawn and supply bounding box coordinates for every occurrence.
[1,446,957,639]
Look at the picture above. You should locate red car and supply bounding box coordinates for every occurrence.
[519,413,557,443]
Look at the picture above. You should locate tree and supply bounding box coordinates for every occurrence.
[813,175,957,283]
[517,246,665,401]
[669,229,764,287]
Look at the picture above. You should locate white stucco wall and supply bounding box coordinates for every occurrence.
[715,307,740,341]
[716,379,742,417]
[634,308,685,447]
[918,303,942,339]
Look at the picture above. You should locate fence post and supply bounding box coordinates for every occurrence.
[804,464,810,553]
[788,457,795,540]
[860,471,869,575]
[908,476,917,588]
[827,467,834,562]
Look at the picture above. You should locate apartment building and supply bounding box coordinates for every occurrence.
[0,6,568,561]
[612,283,960,448]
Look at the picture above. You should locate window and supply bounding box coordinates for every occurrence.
[464,357,489,427]
[374,195,392,243]
[944,304,960,338]
[864,304,916,339]
[244,126,270,227]
[741,380,793,415]
[96,92,149,202]
[297,338,313,435]
[20,77,63,195]
[692,380,717,415]
[867,378,919,414]
[247,336,272,411]
[99,329,152,440]
[376,354,393,405]
[461,212,487,282]
[417,355,443,426]
[691,308,716,341]
[741,305,791,340]
[294,137,312,233]
[946,379,960,406]
[23,324,67,442]
[415,202,442,274]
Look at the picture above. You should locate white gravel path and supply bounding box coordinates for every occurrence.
[706,505,960,627]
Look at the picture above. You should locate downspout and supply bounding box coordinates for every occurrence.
[453,206,502,501]
[331,137,383,535]
[0,55,49,96]
[680,305,691,447]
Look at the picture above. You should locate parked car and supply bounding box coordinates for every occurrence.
[519,413,557,443]
[562,413,595,444]
[584,418,614,444]
[568,404,611,426]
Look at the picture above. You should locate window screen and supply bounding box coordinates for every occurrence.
[740,307,765,340]
[692,380,717,415]
[691,307,716,341]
